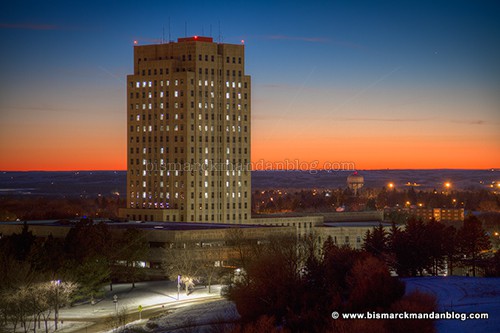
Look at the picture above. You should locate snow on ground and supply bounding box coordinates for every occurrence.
[107,299,239,333]
[148,299,239,332]
[59,281,221,319]
[404,277,500,333]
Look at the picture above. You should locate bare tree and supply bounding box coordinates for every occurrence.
[163,246,202,294]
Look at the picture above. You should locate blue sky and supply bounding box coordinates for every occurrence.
[1,0,499,170]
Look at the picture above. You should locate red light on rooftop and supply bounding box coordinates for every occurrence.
[241,39,245,44]
[133,40,138,45]
[177,36,213,43]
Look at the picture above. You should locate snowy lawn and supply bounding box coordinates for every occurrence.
[404,276,500,333]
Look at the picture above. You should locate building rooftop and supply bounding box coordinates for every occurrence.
[0,219,281,232]
[323,221,391,228]
[177,36,214,43]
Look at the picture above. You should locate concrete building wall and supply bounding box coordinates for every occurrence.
[123,37,251,224]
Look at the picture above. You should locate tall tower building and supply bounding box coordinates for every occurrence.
[120,36,251,224]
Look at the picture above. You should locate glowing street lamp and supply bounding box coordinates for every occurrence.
[388,182,394,189]
[52,280,61,330]
[444,182,451,189]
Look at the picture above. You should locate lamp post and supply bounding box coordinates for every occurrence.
[52,280,61,330]
[177,275,181,300]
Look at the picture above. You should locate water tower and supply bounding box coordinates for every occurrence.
[347,171,364,195]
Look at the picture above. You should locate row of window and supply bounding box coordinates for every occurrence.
[130,113,248,123]
[128,168,249,178]
[130,146,248,155]
[137,54,242,65]
[131,79,248,89]
[126,212,249,223]
[137,65,245,78]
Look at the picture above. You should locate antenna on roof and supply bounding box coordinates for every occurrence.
[218,21,221,43]
[184,21,187,37]
[202,25,204,36]
[162,25,165,44]
[168,17,171,42]
[209,24,212,37]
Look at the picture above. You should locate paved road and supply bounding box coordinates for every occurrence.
[67,296,222,333]
[48,281,223,333]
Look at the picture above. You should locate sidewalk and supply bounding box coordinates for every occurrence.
[37,281,224,333]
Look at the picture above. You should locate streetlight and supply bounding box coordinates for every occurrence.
[52,280,61,330]
[113,295,118,313]
[177,275,181,300]
[388,182,394,189]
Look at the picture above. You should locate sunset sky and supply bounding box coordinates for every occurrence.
[1,0,499,171]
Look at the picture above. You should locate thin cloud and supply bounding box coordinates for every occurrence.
[451,119,485,125]
[0,23,59,30]
[336,117,432,123]
[4,105,74,113]
[262,34,364,49]
[266,34,330,43]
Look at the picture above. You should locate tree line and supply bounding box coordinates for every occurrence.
[0,219,149,332]
[364,215,495,277]
[225,234,437,333]
[252,187,500,214]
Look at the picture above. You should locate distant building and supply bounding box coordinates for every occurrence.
[385,206,465,222]
[119,36,251,224]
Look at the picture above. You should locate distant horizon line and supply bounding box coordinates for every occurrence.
[1,168,498,173]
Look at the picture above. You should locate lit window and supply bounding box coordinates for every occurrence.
[136,82,140,88]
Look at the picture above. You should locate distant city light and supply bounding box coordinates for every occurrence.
[388,182,394,189]
[444,182,451,188]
